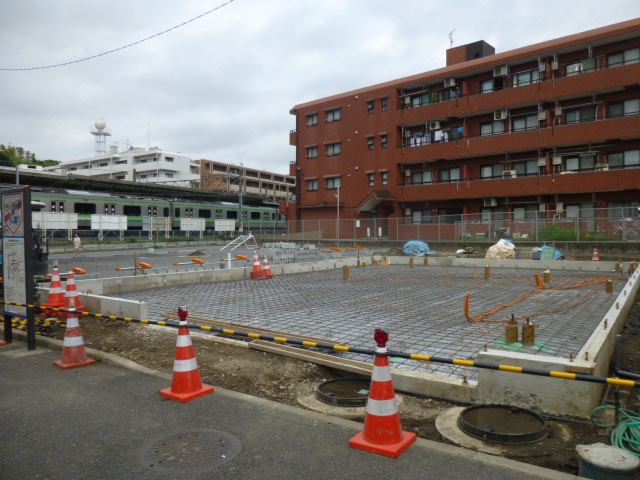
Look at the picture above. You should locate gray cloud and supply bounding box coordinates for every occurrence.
[1,0,639,173]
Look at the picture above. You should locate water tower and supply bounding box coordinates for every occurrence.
[90,118,111,157]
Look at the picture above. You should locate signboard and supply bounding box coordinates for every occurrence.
[2,186,35,349]
[180,218,205,232]
[215,219,235,232]
[91,214,127,230]
[32,212,78,230]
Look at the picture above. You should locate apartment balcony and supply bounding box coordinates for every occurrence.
[398,62,640,123]
[290,129,297,146]
[398,167,640,202]
[397,114,640,164]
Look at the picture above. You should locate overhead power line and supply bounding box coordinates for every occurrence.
[1,0,235,71]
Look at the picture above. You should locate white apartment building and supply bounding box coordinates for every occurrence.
[45,146,200,187]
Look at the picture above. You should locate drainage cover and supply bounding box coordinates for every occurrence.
[457,405,547,444]
[316,378,370,407]
[140,430,241,472]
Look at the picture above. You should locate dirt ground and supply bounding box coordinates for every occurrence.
[39,275,639,477]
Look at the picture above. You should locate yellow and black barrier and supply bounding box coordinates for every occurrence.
[4,301,636,389]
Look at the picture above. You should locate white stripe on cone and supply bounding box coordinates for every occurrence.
[366,397,400,417]
[173,358,199,372]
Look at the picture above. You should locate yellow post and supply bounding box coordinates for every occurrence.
[423,257,429,266]
[522,318,536,346]
[343,265,350,281]
[484,265,491,279]
[544,269,550,283]
[505,319,519,344]
[409,257,414,269]
[606,279,613,294]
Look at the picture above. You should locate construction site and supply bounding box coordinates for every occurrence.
[2,237,637,476]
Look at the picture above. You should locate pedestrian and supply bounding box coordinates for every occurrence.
[73,233,83,255]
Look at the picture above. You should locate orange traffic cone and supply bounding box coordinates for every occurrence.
[250,251,267,280]
[62,272,88,314]
[350,329,416,458]
[160,306,214,403]
[262,255,275,279]
[42,267,65,316]
[53,299,95,370]
[592,244,600,261]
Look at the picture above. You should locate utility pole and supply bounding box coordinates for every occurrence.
[238,164,244,235]
[336,185,341,247]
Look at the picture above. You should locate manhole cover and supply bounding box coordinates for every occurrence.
[140,430,241,472]
[457,405,547,444]
[316,378,370,407]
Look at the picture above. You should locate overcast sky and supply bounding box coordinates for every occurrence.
[2,1,639,175]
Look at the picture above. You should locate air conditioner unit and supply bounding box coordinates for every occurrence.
[552,156,563,165]
[404,129,411,137]
[405,208,412,216]
[539,202,547,210]
[556,202,564,212]
[493,64,509,77]
[538,157,548,167]
[551,59,559,70]
[484,197,498,207]
[555,106,563,116]
[405,168,411,177]
[444,77,457,88]
[494,109,508,121]
[502,170,517,178]
[537,111,547,121]
[567,63,583,74]
[404,96,411,105]
[428,121,441,130]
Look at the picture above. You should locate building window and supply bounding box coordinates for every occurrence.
[326,143,341,156]
[165,157,174,162]
[307,179,318,191]
[608,201,640,218]
[480,163,504,179]
[166,173,173,178]
[326,177,341,190]
[412,170,433,185]
[412,93,431,108]
[608,98,640,118]
[481,78,504,94]
[480,121,505,136]
[566,105,597,125]
[513,70,540,87]
[380,134,388,149]
[306,146,318,158]
[326,108,341,123]
[307,113,318,126]
[565,155,595,172]
[439,167,460,183]
[608,48,640,68]
[367,101,375,114]
[512,114,538,132]
[380,97,388,112]
[367,137,374,150]
[412,210,432,224]
[608,149,640,169]
[381,172,388,185]
[513,159,539,177]
[368,173,375,186]
[513,205,539,220]
[439,87,460,102]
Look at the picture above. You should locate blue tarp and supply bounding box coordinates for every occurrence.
[540,245,564,260]
[403,241,436,256]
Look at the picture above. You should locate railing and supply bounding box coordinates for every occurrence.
[283,209,640,243]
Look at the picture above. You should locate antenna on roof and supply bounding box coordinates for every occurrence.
[449,28,456,48]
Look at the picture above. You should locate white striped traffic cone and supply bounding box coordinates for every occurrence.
[53,299,95,370]
[160,306,214,403]
[262,255,275,279]
[592,244,600,261]
[350,329,416,458]
[62,272,88,314]
[42,267,65,316]
[250,251,267,280]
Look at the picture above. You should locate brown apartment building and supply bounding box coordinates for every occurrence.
[285,18,640,242]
